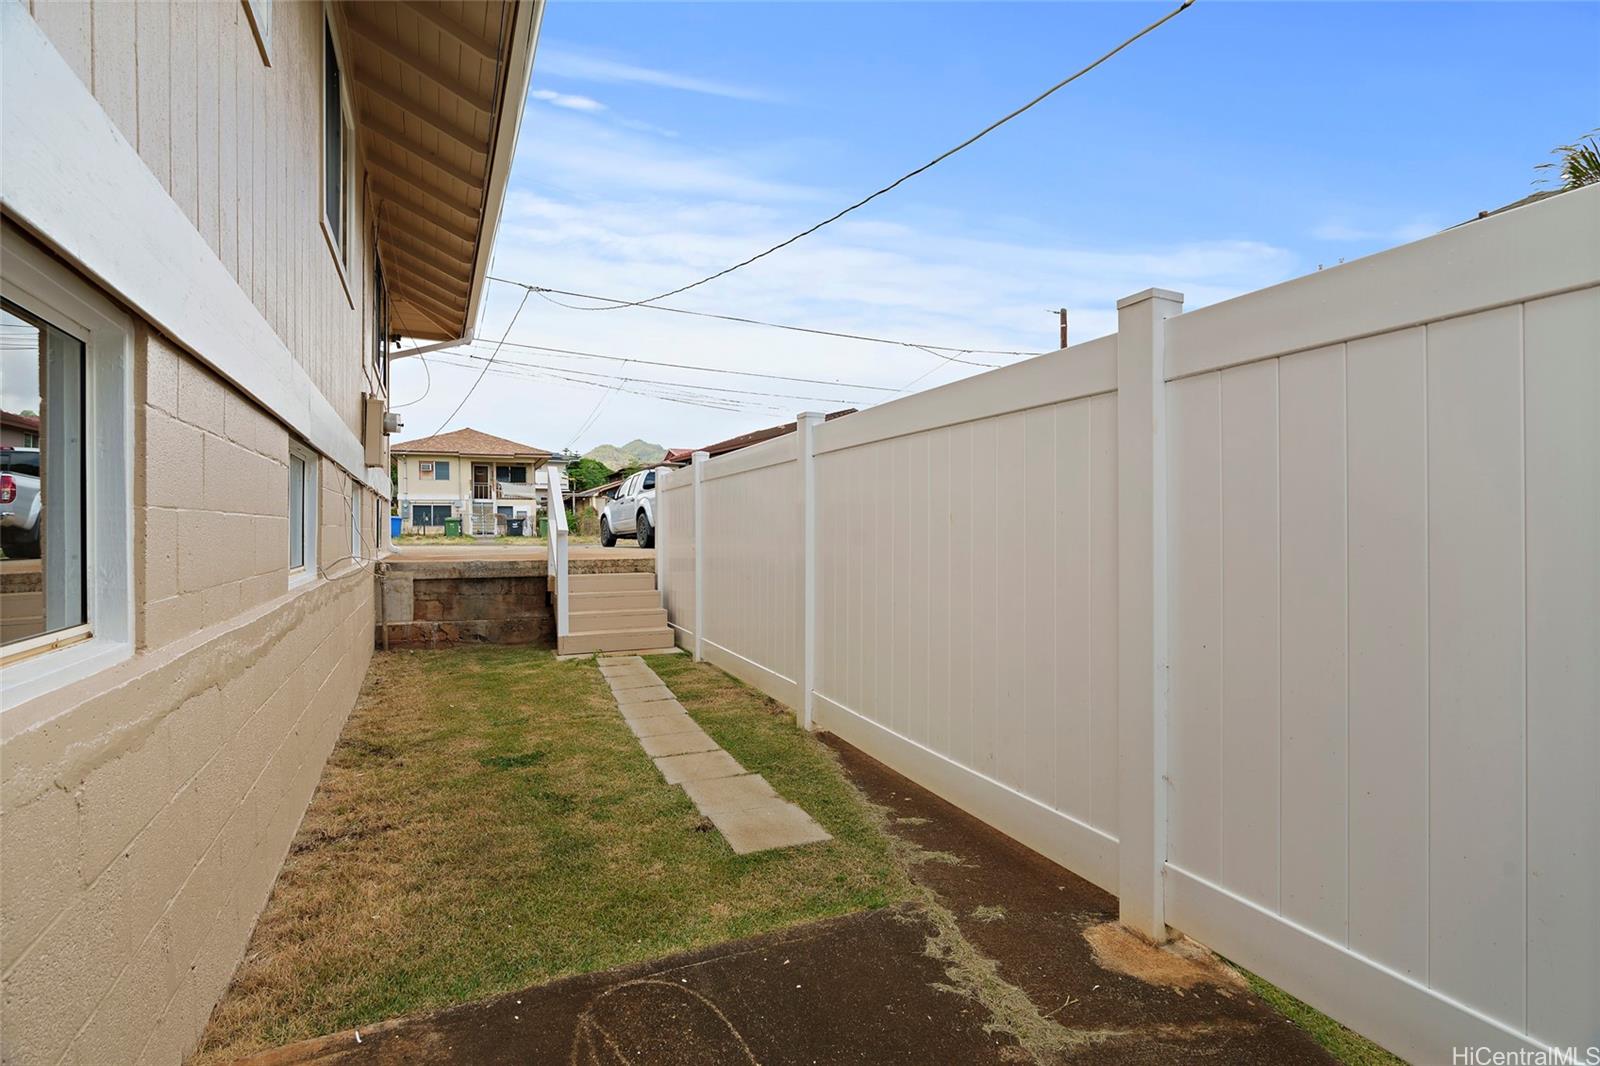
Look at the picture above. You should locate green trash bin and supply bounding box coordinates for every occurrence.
[538,517,549,537]
[444,517,463,537]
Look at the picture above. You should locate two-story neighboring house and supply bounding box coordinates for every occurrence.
[391,427,558,534]
[0,3,541,1062]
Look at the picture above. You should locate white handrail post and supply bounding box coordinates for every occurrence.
[544,463,570,641]
[691,450,708,662]
[796,411,824,730]
[654,466,667,612]
[1115,287,1183,942]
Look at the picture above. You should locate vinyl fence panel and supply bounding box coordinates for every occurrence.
[654,184,1600,1061]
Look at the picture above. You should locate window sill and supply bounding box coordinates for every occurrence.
[0,634,132,712]
[319,215,356,310]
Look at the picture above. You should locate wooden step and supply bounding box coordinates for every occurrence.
[558,627,675,654]
[568,572,656,593]
[569,608,668,633]
[567,590,661,612]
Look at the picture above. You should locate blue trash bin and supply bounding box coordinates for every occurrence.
[390,515,402,538]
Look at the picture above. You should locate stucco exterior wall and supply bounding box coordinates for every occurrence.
[396,453,467,502]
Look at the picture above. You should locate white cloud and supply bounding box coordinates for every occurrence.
[1312,218,1439,244]
[536,48,777,103]
[530,88,606,113]
[401,101,1302,455]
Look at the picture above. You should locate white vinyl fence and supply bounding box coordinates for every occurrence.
[655,185,1600,1062]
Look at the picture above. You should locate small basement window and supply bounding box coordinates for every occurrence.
[288,441,319,581]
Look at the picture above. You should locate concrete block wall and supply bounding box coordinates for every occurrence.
[1,335,376,1064]
[137,331,292,650]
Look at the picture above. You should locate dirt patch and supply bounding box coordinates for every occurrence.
[1082,921,1249,992]
[232,907,1021,1066]
[823,735,1339,1065]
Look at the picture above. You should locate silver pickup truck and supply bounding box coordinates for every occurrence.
[599,468,658,549]
[0,448,42,558]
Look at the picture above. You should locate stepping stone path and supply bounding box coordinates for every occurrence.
[598,656,831,854]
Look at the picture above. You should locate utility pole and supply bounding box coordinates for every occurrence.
[1046,307,1070,349]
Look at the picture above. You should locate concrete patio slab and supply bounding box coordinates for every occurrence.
[598,662,648,677]
[708,800,831,854]
[652,749,746,785]
[613,684,674,705]
[680,773,778,815]
[616,697,686,722]
[637,730,720,758]
[627,712,698,738]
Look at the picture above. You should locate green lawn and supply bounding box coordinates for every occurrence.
[193,646,908,1063]
[1239,966,1408,1066]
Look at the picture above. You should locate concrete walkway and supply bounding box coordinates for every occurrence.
[600,656,831,854]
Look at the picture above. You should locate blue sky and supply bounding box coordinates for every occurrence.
[396,1,1600,455]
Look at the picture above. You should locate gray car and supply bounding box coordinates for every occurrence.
[599,468,658,548]
[0,448,42,558]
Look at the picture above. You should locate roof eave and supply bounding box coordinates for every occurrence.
[461,0,543,338]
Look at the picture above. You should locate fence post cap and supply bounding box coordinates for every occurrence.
[1116,287,1184,310]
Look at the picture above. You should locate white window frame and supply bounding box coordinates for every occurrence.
[288,440,319,586]
[319,9,356,307]
[0,231,134,710]
[349,479,361,563]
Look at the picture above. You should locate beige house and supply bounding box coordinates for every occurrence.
[0,2,540,1062]
[391,426,559,534]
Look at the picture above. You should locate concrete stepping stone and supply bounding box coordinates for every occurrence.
[682,773,780,814]
[653,749,746,785]
[606,674,664,692]
[638,729,720,758]
[628,711,699,738]
[596,658,830,854]
[614,685,675,706]
[618,698,686,722]
[711,800,832,855]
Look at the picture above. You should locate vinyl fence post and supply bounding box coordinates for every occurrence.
[796,411,825,730]
[692,450,708,662]
[1115,287,1184,943]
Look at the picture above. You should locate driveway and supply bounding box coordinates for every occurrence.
[239,739,1336,1065]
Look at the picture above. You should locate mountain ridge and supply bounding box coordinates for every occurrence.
[582,439,666,471]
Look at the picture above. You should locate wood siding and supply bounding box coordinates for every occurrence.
[27,0,380,438]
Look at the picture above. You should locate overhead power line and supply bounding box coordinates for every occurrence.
[490,277,1027,363]
[430,355,787,415]
[506,0,1196,311]
[466,334,902,391]
[455,348,870,405]
[429,287,531,436]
